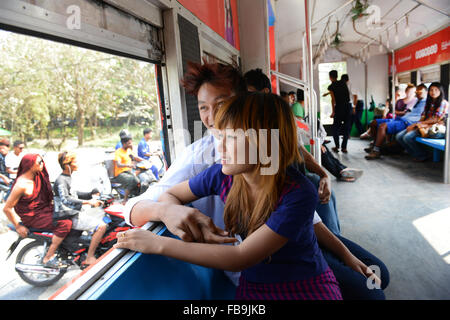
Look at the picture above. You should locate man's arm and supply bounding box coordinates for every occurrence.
[329,90,336,117]
[3,181,29,237]
[0,173,10,185]
[314,222,381,286]
[299,145,331,204]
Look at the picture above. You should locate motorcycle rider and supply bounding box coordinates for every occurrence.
[113,135,144,204]
[3,154,72,267]
[137,128,160,181]
[5,140,25,179]
[0,139,13,202]
[54,151,108,266]
[0,138,11,187]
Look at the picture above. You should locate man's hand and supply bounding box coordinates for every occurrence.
[342,254,382,288]
[160,203,237,244]
[318,176,331,204]
[330,112,335,119]
[16,224,29,238]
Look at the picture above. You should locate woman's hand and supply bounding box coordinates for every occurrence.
[160,203,237,244]
[114,228,161,254]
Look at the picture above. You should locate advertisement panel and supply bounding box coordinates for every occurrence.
[177,0,240,50]
[389,26,449,74]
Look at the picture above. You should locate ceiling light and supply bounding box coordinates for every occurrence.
[386,30,390,48]
[395,23,399,43]
[405,16,410,37]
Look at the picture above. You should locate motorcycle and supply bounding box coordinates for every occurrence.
[5,194,132,287]
[104,156,162,200]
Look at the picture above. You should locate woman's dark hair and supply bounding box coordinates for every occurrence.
[424,82,446,117]
[181,59,247,96]
[243,68,271,92]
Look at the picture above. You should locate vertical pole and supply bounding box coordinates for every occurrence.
[304,0,320,163]
[391,50,396,119]
[444,113,450,184]
[364,62,368,130]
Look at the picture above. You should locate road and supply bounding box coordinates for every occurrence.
[0,227,83,300]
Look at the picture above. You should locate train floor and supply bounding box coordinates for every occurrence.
[328,137,450,300]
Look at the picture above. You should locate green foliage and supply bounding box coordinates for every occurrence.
[0,30,159,148]
[351,0,370,21]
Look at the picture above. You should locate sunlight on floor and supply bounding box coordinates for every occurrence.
[412,207,450,264]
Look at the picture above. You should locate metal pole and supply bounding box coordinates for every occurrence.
[391,50,396,120]
[364,62,368,130]
[444,113,450,184]
[304,0,320,164]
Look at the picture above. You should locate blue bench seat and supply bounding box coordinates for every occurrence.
[415,137,445,162]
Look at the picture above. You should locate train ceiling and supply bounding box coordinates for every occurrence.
[274,0,449,64]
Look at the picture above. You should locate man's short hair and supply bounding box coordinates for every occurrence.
[181,59,247,96]
[121,135,132,145]
[296,89,304,102]
[0,138,10,147]
[143,128,152,136]
[288,91,295,96]
[119,129,130,138]
[13,140,24,148]
[243,68,272,92]
[341,74,349,82]
[416,83,428,91]
[329,70,338,79]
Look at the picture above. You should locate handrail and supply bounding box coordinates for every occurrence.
[270,70,321,165]
[444,113,449,184]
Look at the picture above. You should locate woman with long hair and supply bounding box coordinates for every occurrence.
[2,154,72,267]
[396,82,448,161]
[115,92,342,300]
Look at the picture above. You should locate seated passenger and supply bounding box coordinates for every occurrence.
[116,92,343,300]
[365,84,427,160]
[54,151,107,266]
[3,154,72,267]
[113,135,142,203]
[122,62,389,300]
[137,128,160,181]
[396,82,449,161]
[361,84,417,139]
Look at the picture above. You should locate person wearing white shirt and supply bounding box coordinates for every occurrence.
[5,140,25,179]
[121,61,388,299]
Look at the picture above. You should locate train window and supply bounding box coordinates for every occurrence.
[0,29,164,299]
[419,64,441,84]
[318,61,347,125]
[397,72,411,84]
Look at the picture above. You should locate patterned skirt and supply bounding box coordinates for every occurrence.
[235,267,342,300]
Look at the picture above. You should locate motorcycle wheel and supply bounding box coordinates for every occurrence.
[15,240,67,287]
